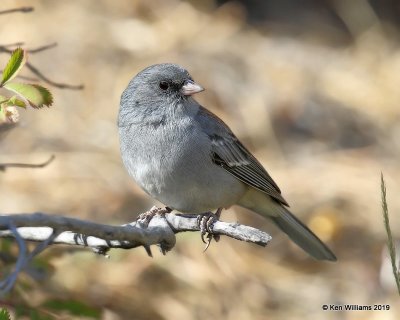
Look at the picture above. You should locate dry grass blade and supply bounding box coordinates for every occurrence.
[381,172,400,295]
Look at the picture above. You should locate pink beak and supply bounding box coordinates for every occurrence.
[181,80,204,96]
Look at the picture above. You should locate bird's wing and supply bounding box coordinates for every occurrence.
[196,106,289,206]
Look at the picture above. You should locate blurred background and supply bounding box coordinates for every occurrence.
[1,0,400,319]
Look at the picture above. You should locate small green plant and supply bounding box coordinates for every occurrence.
[0,308,11,320]
[0,48,53,124]
[381,173,400,295]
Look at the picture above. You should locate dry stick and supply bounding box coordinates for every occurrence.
[0,209,271,295]
[0,7,34,15]
[0,210,271,252]
[26,43,58,54]
[0,224,59,294]
[12,74,39,82]
[0,43,57,54]
[0,155,55,172]
[0,223,27,293]
[0,43,84,90]
[0,43,56,82]
[25,62,84,90]
[0,42,25,48]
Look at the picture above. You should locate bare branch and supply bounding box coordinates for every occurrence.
[0,42,57,54]
[0,43,84,90]
[0,211,176,253]
[0,155,55,172]
[0,210,271,250]
[0,222,27,293]
[12,74,39,82]
[0,224,59,295]
[0,42,25,48]
[26,42,58,54]
[0,7,34,15]
[0,208,271,295]
[24,62,84,90]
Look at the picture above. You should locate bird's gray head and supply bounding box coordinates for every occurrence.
[118,63,204,126]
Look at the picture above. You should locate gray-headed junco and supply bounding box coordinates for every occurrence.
[118,63,336,261]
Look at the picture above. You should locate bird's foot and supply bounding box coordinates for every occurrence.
[137,206,172,227]
[135,206,172,257]
[197,208,222,251]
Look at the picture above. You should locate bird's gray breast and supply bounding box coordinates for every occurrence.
[119,116,246,212]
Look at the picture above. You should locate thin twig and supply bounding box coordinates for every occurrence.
[25,62,84,90]
[0,155,55,172]
[13,74,39,82]
[0,69,38,82]
[0,43,57,54]
[0,222,27,294]
[26,42,58,54]
[381,173,400,295]
[0,225,59,296]
[26,229,59,261]
[0,42,25,48]
[0,7,34,15]
[0,44,84,90]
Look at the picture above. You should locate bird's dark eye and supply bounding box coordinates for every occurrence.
[159,81,169,90]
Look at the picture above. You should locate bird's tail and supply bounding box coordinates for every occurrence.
[269,205,337,261]
[239,190,337,261]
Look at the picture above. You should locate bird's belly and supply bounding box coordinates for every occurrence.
[155,164,246,213]
[123,125,246,213]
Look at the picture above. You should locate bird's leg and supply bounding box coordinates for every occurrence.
[137,206,172,227]
[197,208,223,251]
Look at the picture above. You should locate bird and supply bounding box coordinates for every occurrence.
[118,63,337,261]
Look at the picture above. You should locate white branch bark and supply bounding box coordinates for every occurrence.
[0,207,271,294]
[0,208,271,256]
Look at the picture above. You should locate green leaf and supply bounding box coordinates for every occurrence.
[42,300,101,319]
[0,309,11,320]
[7,96,27,108]
[1,48,27,86]
[3,83,53,108]
[0,95,27,108]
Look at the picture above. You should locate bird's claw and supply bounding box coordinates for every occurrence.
[137,206,172,227]
[197,213,217,243]
[196,209,222,251]
[136,206,172,256]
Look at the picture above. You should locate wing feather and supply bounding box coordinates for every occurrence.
[196,106,288,206]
